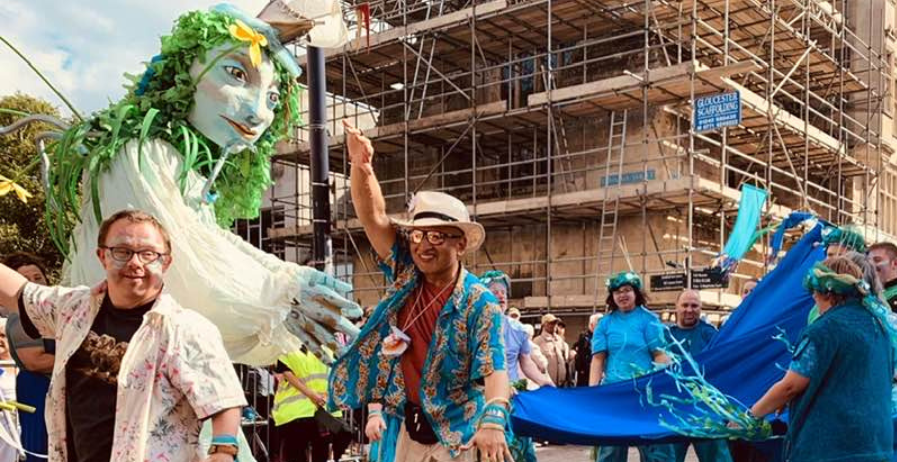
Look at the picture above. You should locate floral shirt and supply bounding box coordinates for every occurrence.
[19,282,246,462]
[329,235,505,455]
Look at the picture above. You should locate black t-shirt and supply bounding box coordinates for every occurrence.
[19,293,154,462]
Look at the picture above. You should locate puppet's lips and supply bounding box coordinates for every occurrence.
[221,116,258,138]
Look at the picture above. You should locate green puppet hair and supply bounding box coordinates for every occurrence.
[43,9,303,255]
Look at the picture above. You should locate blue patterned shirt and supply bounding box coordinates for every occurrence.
[329,234,506,454]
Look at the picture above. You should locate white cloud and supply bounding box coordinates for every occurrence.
[0,0,267,117]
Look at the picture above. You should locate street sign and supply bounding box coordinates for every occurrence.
[694,91,741,132]
[691,267,728,289]
[650,272,686,292]
[649,269,728,292]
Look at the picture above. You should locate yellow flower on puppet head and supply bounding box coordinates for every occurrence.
[228,19,268,67]
[0,175,33,204]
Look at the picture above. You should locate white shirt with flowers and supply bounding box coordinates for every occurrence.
[20,282,247,462]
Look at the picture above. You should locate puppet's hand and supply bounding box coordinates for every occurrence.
[285,267,362,363]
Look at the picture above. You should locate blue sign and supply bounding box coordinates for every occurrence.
[694,91,741,132]
[601,169,656,187]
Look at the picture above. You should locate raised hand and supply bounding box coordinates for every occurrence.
[342,119,374,165]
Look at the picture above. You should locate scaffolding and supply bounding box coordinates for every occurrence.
[252,0,897,321]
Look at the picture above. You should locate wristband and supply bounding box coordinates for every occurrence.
[211,435,239,446]
[209,435,239,461]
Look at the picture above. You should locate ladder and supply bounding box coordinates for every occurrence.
[592,110,628,312]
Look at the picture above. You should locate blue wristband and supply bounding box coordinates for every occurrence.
[212,435,239,446]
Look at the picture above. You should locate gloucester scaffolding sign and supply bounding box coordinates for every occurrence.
[693,91,741,132]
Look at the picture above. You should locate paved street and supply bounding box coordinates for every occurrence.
[535,443,701,462]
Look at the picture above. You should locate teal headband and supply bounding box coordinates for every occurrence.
[802,262,865,297]
[481,270,511,293]
[821,226,867,253]
[607,271,643,291]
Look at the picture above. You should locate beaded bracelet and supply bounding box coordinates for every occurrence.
[368,410,383,420]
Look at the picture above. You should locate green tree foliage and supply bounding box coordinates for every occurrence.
[0,93,64,273]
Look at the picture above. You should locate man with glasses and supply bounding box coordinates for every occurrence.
[329,121,510,462]
[869,242,897,312]
[667,289,732,462]
[0,209,246,462]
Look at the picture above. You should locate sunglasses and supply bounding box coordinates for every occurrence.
[408,229,463,246]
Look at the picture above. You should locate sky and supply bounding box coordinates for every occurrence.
[0,0,266,116]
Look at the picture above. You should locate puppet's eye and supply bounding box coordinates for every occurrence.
[225,66,247,83]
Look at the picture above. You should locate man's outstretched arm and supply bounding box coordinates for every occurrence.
[0,263,27,314]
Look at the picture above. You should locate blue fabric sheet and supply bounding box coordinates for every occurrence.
[512,224,825,446]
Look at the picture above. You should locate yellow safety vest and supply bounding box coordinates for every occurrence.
[271,350,341,426]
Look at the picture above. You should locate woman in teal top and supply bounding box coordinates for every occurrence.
[590,271,675,462]
[745,256,894,462]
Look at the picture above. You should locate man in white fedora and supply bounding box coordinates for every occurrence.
[328,121,511,462]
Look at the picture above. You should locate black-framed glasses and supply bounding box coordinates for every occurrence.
[101,246,168,264]
[408,229,463,246]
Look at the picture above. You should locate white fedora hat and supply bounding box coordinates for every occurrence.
[393,191,486,251]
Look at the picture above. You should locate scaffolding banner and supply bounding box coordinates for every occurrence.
[694,91,742,132]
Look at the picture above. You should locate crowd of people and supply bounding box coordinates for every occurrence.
[0,123,894,462]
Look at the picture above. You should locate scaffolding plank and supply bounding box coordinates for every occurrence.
[325,0,509,59]
[527,60,759,109]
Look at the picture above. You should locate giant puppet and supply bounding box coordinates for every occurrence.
[0,1,361,366]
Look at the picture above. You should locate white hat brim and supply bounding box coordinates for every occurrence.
[392,217,486,252]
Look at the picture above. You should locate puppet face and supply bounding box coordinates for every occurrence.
[188,43,281,150]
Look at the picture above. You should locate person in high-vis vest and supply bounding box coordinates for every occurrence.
[273,347,352,462]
